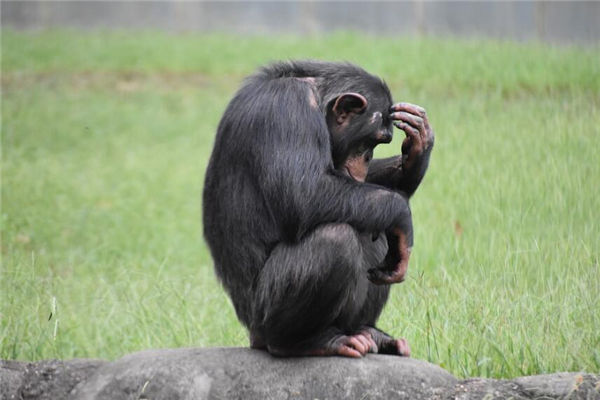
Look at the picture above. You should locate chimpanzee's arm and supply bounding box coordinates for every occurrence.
[250,78,414,284]
[366,156,403,191]
[309,173,413,238]
[307,173,414,286]
[366,152,432,197]
[366,103,434,197]
[250,79,410,238]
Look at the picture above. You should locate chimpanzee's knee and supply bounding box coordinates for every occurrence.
[253,223,366,347]
[310,223,363,275]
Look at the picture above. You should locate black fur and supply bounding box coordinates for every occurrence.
[203,60,430,354]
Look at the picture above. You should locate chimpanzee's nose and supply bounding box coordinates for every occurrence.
[376,129,393,143]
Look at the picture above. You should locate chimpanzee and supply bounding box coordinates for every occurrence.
[203,60,434,358]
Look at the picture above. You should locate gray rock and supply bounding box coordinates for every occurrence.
[2,347,599,400]
[514,373,600,399]
[446,373,600,400]
[72,347,456,400]
[1,360,28,400]
[1,358,106,400]
[449,378,530,400]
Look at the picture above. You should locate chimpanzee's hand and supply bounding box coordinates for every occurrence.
[367,227,412,285]
[389,103,434,172]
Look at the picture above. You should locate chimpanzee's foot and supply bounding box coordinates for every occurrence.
[386,338,411,357]
[267,332,377,358]
[359,326,411,357]
[325,332,378,358]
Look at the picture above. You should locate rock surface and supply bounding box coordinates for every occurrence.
[1,347,598,400]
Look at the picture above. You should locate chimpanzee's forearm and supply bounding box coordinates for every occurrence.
[397,146,432,197]
[366,150,432,198]
[302,173,413,240]
[366,156,403,188]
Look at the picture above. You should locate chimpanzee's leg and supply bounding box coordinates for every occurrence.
[351,233,412,356]
[251,223,379,358]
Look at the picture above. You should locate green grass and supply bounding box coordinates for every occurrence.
[1,30,599,378]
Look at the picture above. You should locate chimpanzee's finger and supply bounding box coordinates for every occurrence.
[367,268,390,285]
[390,258,408,283]
[391,103,431,139]
[367,267,405,285]
[396,228,412,266]
[348,336,368,356]
[390,111,426,143]
[394,121,420,145]
[369,338,379,353]
[390,102,426,118]
[397,338,411,357]
[339,344,363,358]
[354,334,371,353]
[361,332,378,353]
[390,111,423,127]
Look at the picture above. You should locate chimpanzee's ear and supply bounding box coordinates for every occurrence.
[331,93,368,125]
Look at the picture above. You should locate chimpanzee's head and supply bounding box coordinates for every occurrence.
[324,79,394,182]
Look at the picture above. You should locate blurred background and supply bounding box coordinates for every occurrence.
[3,1,599,45]
[2,1,599,379]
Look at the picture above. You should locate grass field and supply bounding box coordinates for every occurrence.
[1,30,599,379]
